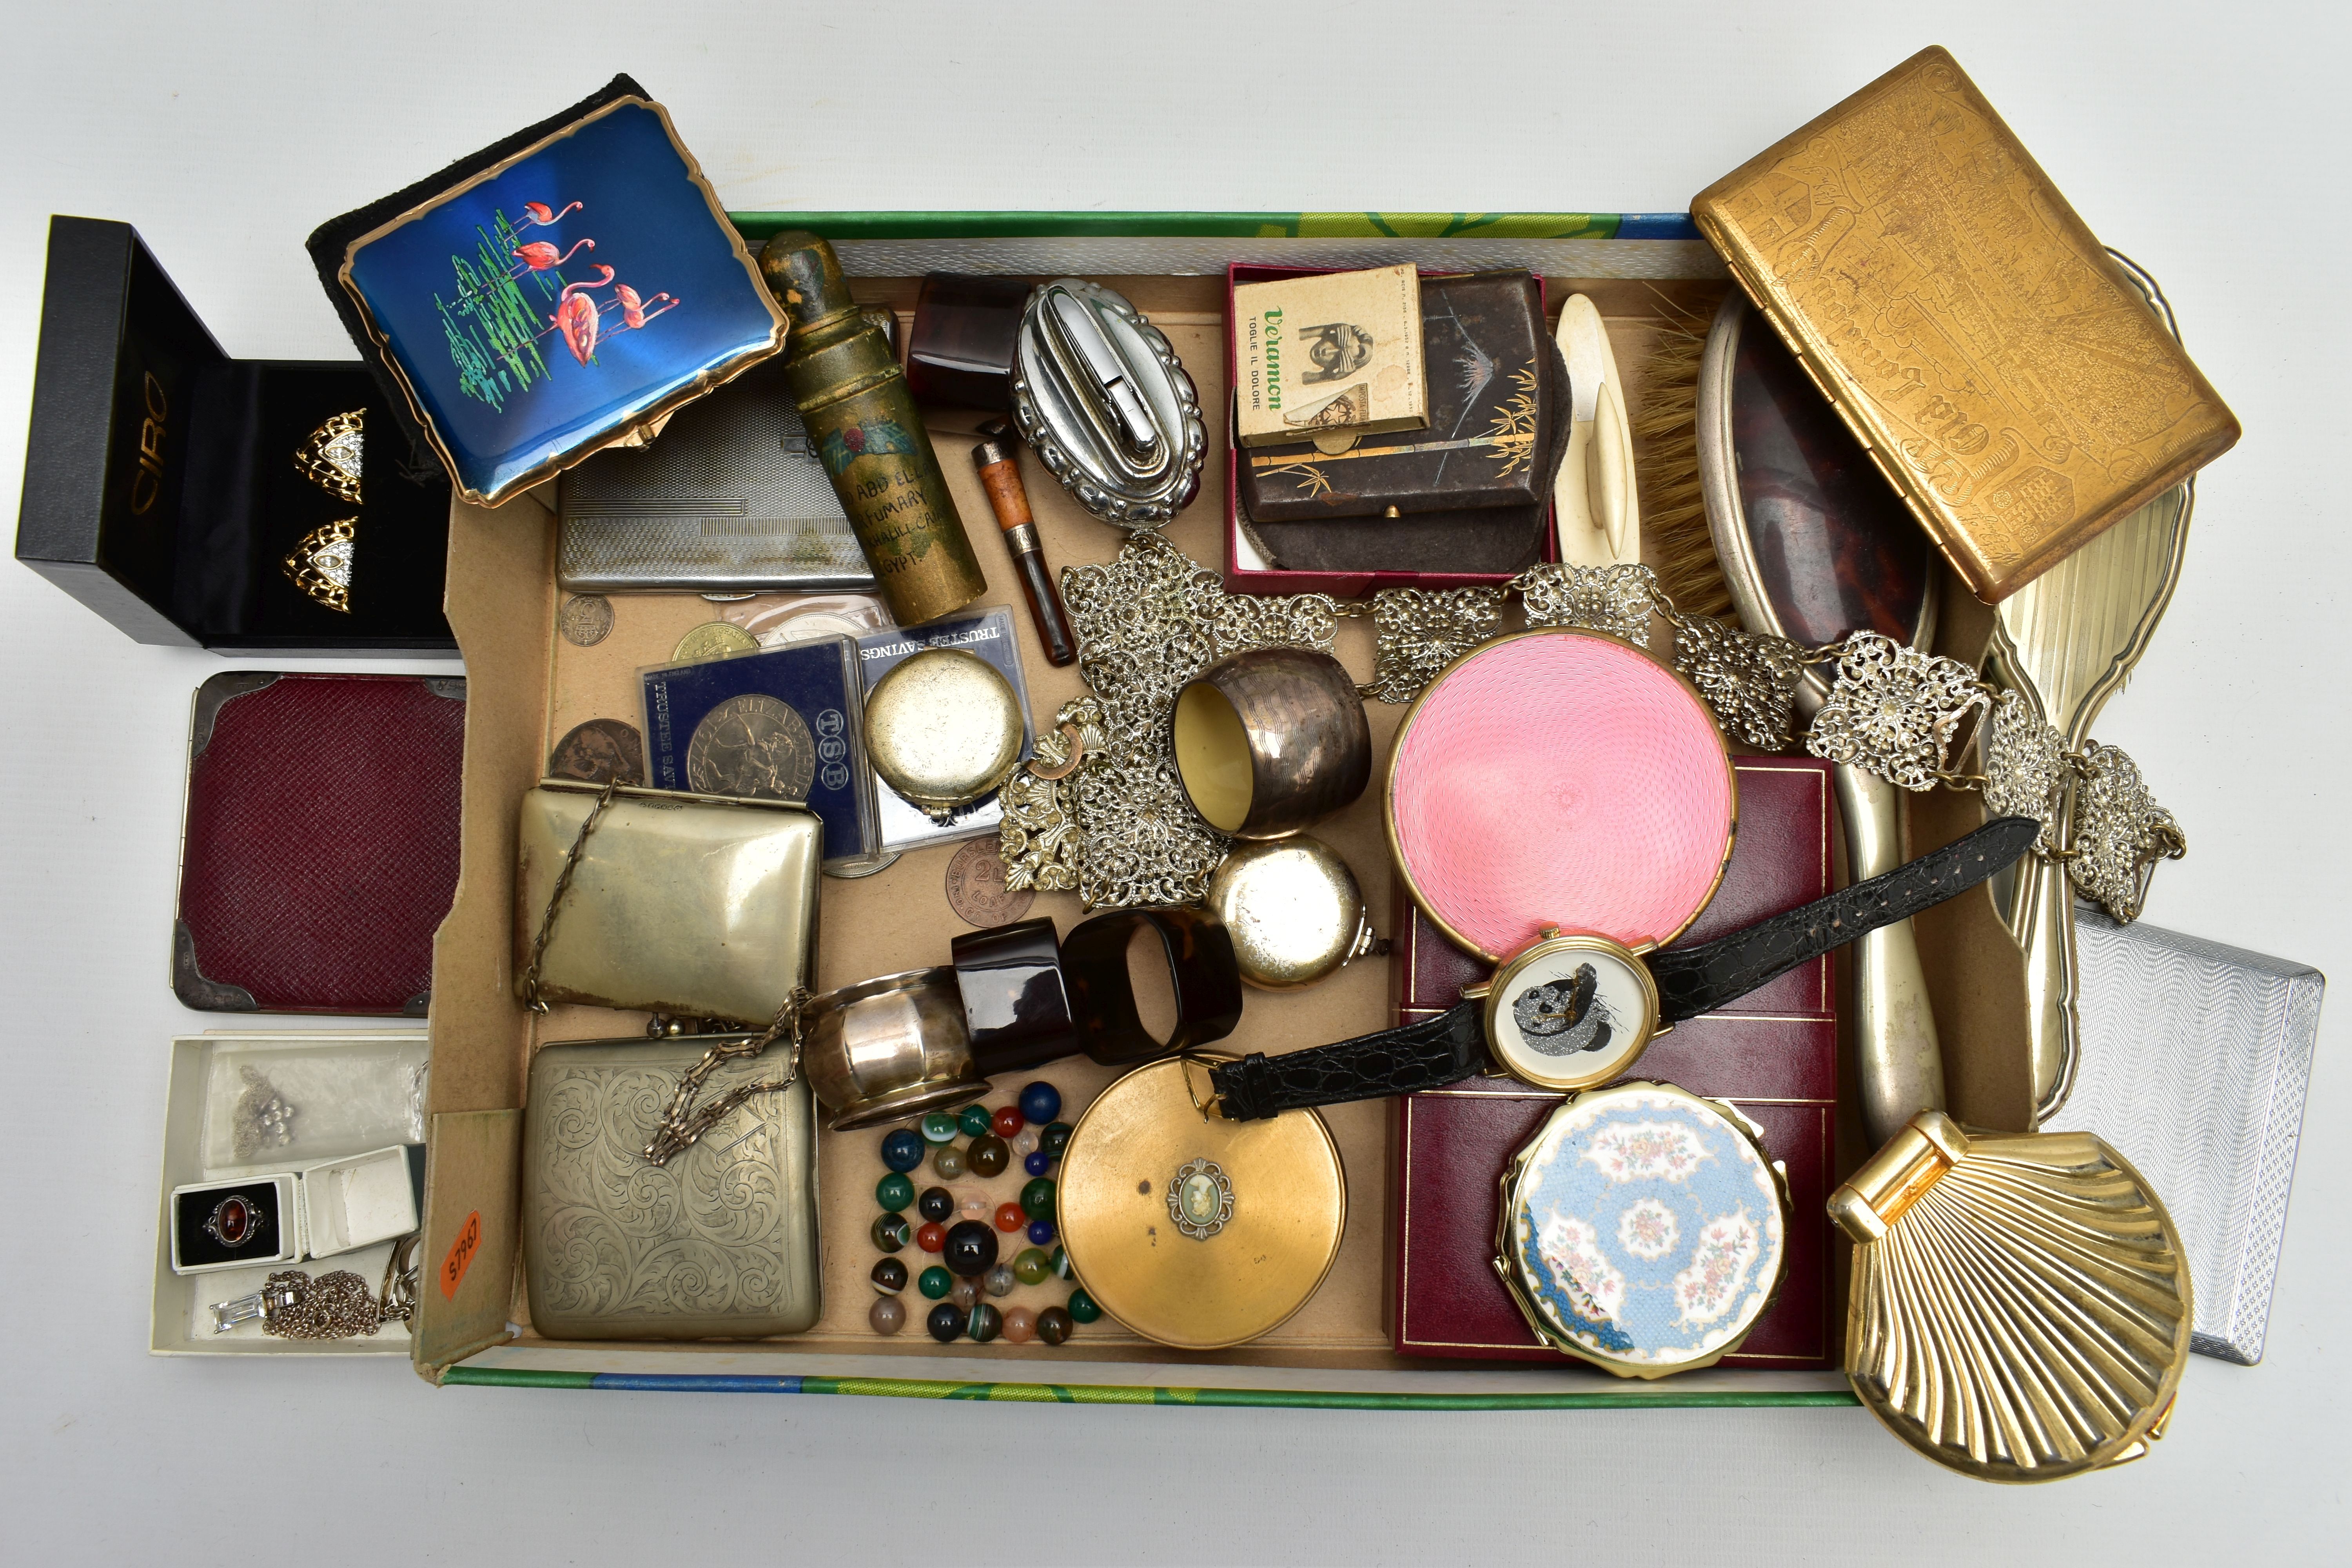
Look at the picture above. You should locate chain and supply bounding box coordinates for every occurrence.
[641,987,813,1167]
[1357,586,1506,704]
[1017,540,2184,922]
[378,1233,420,1325]
[258,1234,421,1339]
[519,778,622,1012]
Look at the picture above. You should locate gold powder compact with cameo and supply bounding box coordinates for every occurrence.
[1053,1055,1346,1352]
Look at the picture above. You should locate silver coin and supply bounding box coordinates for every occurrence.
[685,693,815,802]
[822,849,901,880]
[558,594,615,647]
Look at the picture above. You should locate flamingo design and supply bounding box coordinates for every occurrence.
[514,200,582,230]
[595,285,681,344]
[524,267,615,365]
[551,283,601,366]
[508,236,594,276]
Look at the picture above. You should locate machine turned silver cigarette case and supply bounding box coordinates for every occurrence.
[2045,907,2325,1365]
[555,360,876,594]
[525,1038,821,1340]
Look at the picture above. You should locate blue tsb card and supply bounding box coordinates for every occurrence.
[641,635,874,866]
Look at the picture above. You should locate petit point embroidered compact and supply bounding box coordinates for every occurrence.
[1496,1082,1789,1378]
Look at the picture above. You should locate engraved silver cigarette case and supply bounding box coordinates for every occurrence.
[525,1036,821,1340]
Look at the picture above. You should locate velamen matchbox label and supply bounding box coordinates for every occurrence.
[1232,264,1428,448]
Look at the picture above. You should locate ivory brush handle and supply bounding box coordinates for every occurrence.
[2015,851,2080,1125]
[1840,762,1949,1149]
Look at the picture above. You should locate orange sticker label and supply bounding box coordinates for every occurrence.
[439,1210,483,1300]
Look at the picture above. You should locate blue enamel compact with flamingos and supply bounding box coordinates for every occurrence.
[312,76,786,508]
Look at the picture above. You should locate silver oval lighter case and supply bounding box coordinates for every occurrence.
[1012,278,1206,530]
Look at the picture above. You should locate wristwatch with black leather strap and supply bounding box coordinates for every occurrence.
[1210,815,2039,1122]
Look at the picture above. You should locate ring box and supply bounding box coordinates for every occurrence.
[15,218,456,654]
[167,1148,421,1277]
[303,1146,426,1261]
[169,1174,302,1276]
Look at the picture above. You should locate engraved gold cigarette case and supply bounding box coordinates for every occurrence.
[1692,46,2239,601]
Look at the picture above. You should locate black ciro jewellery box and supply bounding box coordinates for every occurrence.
[13,216,455,654]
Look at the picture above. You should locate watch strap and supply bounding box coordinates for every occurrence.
[1211,1000,1485,1122]
[1648,815,2042,1023]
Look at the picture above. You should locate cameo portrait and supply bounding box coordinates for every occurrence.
[1167,1157,1235,1241]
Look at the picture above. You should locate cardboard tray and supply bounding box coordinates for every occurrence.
[414,214,2033,1405]
[153,1032,428,1355]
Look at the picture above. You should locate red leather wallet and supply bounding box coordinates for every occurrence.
[1388,756,1838,1367]
[175,672,466,1015]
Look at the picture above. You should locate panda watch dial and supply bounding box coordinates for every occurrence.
[1511,964,1613,1055]
[1484,934,1659,1092]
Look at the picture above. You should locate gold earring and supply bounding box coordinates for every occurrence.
[294,410,364,504]
[284,517,357,613]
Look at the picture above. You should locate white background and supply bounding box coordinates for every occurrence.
[3,3,2346,1561]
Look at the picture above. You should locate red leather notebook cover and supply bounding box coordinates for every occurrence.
[1389,756,1838,1367]
[175,672,467,1015]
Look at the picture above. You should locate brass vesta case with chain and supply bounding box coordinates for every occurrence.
[514,780,820,1023]
[759,231,987,627]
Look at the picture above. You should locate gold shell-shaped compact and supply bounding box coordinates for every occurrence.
[1831,1111,2193,1483]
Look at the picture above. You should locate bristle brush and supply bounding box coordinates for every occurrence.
[1630,305,1736,621]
